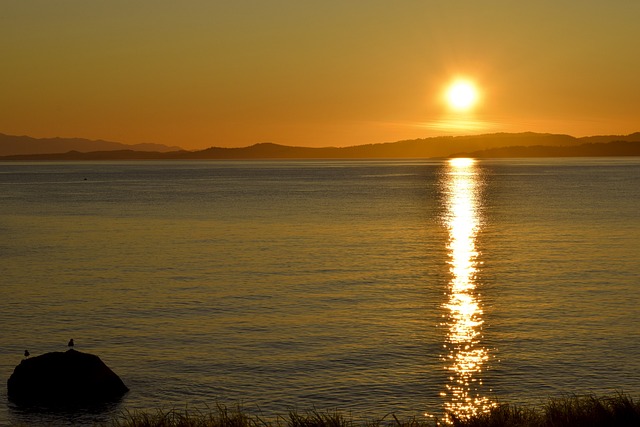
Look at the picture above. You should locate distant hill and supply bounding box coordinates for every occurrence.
[452,140,640,158]
[163,131,640,159]
[1,132,640,160]
[0,133,183,156]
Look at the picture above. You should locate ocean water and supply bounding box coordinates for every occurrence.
[0,158,638,426]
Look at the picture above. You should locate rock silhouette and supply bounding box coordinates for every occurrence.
[7,349,128,405]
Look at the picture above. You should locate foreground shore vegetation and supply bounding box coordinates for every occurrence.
[103,393,640,427]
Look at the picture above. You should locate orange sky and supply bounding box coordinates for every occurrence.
[2,2,639,149]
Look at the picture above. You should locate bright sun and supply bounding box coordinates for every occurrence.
[445,79,479,112]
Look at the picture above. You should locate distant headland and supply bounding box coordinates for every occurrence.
[1,131,640,160]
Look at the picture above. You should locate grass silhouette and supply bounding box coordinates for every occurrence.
[104,393,640,427]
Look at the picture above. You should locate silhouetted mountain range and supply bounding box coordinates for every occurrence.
[0,133,182,156]
[454,140,640,158]
[1,132,639,160]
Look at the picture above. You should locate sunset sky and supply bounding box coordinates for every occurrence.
[2,1,639,149]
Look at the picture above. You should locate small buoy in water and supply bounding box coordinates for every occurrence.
[68,339,74,348]
[24,350,30,358]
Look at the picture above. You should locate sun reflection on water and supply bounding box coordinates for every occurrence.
[441,158,494,423]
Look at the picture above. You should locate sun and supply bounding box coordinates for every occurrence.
[445,79,479,112]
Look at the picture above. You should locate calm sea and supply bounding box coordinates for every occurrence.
[0,158,639,426]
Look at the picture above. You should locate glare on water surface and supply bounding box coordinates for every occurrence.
[440,158,495,422]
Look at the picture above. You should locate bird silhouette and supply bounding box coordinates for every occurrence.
[68,339,74,348]
[24,350,30,358]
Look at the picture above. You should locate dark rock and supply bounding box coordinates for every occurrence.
[7,349,128,405]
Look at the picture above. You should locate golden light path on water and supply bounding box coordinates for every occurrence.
[440,158,495,422]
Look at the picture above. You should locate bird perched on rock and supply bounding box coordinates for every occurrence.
[24,350,30,358]
[68,339,74,348]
